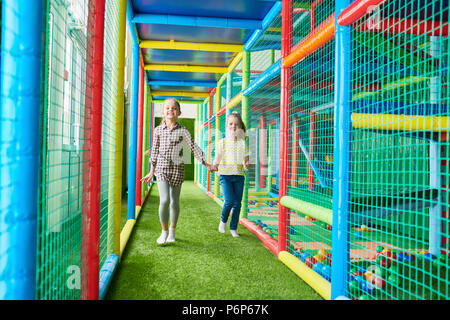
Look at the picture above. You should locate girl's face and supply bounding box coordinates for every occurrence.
[163,101,180,121]
[226,116,240,133]
[226,115,244,139]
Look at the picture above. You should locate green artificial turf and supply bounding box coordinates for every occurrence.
[105,181,322,300]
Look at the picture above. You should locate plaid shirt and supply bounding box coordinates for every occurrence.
[151,122,206,186]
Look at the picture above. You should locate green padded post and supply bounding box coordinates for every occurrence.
[241,51,250,218]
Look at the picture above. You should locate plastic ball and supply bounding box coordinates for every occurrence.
[424,253,436,261]
[300,252,310,262]
[364,271,374,282]
[317,248,328,259]
[312,262,324,275]
[371,276,385,289]
[378,257,391,268]
[348,280,360,295]
[354,232,362,239]
[360,224,368,231]
[359,294,371,300]
[388,274,400,286]
[321,265,331,281]
[376,245,384,253]
[359,280,373,295]
[289,227,295,234]
[305,256,317,268]
[358,265,367,273]
[397,251,407,262]
[326,224,332,231]
[354,275,365,285]
[366,265,382,278]
[384,250,396,261]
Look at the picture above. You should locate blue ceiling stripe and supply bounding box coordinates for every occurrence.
[133,13,262,29]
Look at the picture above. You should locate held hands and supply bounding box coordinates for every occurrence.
[206,163,218,172]
[243,157,249,171]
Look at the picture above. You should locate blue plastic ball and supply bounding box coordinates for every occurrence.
[313,263,324,275]
[354,275,365,285]
[424,253,436,261]
[322,265,331,281]
[301,252,310,262]
[359,280,372,295]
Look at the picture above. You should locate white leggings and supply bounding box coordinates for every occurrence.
[157,181,182,224]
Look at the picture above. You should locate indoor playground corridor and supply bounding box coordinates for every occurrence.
[104,181,321,300]
[1,0,450,301]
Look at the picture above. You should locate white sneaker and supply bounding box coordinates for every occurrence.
[157,230,168,244]
[166,228,176,242]
[218,221,226,234]
[230,230,239,238]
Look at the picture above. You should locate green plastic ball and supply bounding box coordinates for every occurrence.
[348,280,360,295]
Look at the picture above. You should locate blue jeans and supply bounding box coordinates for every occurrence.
[220,175,245,230]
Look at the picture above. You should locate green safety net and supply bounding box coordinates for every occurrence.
[37,0,121,300]
[38,0,89,300]
[284,0,335,281]
[100,0,120,270]
[347,0,450,300]
[245,12,283,234]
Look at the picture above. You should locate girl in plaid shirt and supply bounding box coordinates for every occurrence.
[142,98,213,244]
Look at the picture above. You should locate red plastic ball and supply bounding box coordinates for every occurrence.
[379,257,391,268]
[305,256,317,268]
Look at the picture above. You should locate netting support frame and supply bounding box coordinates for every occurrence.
[126,0,140,221]
[330,0,352,300]
[278,0,293,254]
[0,0,44,300]
[241,51,250,218]
[81,0,106,301]
[135,59,145,207]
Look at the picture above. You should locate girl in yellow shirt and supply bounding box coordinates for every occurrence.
[212,112,249,237]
